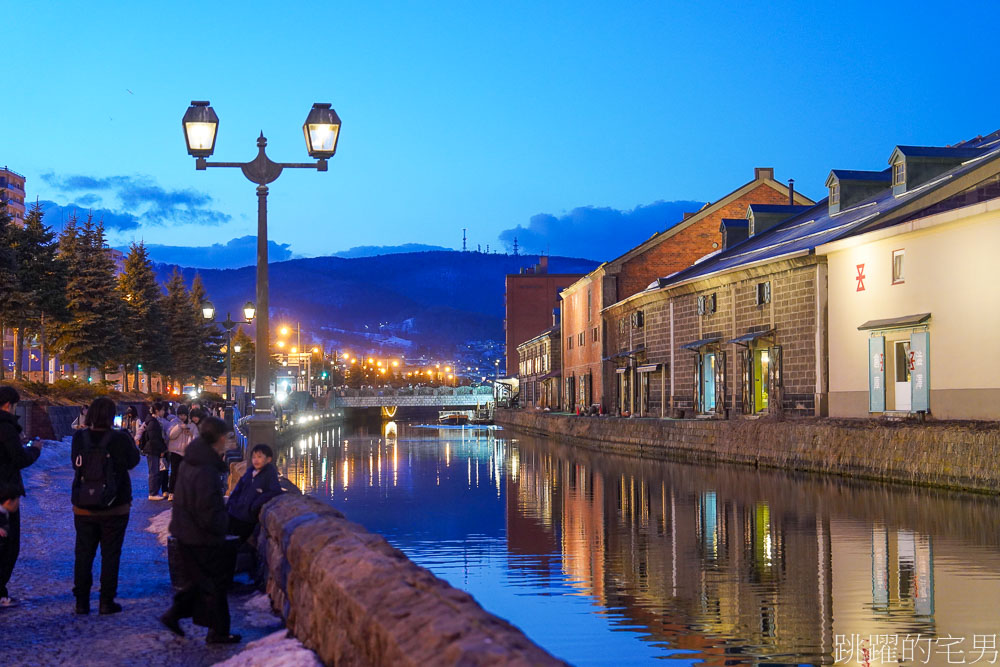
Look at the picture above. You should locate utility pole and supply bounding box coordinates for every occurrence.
[462,228,467,252]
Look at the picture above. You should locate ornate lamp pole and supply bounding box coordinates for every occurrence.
[201,301,256,402]
[183,101,341,446]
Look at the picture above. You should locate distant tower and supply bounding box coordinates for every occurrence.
[462,228,467,252]
[513,237,519,256]
[486,244,490,254]
[477,243,481,253]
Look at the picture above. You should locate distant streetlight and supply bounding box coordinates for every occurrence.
[202,303,255,402]
[183,99,340,448]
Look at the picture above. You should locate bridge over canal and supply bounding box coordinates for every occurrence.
[327,386,495,414]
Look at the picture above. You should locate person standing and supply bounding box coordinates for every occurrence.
[159,417,241,644]
[166,405,197,501]
[0,386,42,608]
[71,406,88,431]
[122,406,139,439]
[70,397,141,615]
[139,402,168,500]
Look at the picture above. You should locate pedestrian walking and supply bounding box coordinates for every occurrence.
[71,406,88,431]
[70,397,140,615]
[0,385,43,608]
[159,417,242,644]
[139,402,169,500]
[166,405,197,501]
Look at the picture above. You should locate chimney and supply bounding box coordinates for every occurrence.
[536,255,549,274]
[552,307,560,327]
[682,212,695,221]
[788,178,795,205]
[754,167,774,181]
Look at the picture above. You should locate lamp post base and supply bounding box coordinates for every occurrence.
[246,415,277,451]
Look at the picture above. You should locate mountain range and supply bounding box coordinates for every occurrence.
[154,252,599,354]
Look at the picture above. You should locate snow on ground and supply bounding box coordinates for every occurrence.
[146,507,172,546]
[243,592,283,628]
[212,629,322,667]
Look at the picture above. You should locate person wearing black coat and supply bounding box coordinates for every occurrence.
[0,386,42,607]
[70,397,141,615]
[160,417,241,644]
[139,402,168,500]
[226,444,282,541]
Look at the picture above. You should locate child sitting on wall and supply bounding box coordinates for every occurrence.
[226,444,283,542]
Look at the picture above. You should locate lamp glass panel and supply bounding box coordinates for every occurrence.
[244,305,256,321]
[308,124,339,153]
[202,305,215,320]
[185,121,217,152]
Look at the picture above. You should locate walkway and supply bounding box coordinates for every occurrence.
[2,439,285,666]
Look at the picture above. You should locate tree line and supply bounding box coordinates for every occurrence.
[0,202,224,392]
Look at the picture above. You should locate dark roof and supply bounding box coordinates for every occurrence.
[894,145,984,159]
[720,218,749,229]
[747,204,811,214]
[830,169,891,182]
[645,130,1000,290]
[858,313,931,331]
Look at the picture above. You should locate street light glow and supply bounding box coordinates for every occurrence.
[280,326,289,336]
[277,341,285,348]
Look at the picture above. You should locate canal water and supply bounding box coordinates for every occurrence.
[276,421,1000,666]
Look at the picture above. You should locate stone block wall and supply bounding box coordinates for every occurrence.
[496,409,1000,494]
[257,494,565,666]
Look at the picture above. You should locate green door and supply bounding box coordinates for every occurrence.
[701,352,716,412]
[754,348,769,412]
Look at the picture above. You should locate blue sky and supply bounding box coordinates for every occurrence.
[8,1,1000,264]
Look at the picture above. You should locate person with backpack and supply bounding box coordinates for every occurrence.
[0,385,42,608]
[70,397,140,615]
[159,417,242,644]
[139,402,168,500]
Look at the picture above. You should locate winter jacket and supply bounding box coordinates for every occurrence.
[226,463,282,524]
[168,420,198,456]
[0,410,41,498]
[170,437,228,546]
[70,427,141,512]
[139,416,167,457]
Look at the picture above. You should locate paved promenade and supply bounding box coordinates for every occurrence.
[3,439,285,666]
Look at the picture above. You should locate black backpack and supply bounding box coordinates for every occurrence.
[72,430,118,509]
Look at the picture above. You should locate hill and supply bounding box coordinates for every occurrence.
[155,251,598,354]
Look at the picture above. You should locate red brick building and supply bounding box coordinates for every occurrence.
[560,168,811,412]
[504,256,583,377]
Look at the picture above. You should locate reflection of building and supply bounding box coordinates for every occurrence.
[1,166,26,226]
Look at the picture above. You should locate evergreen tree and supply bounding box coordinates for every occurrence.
[189,273,225,381]
[117,242,169,392]
[162,268,200,385]
[0,206,19,380]
[54,214,122,378]
[9,203,68,380]
[231,325,255,389]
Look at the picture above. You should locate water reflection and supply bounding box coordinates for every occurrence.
[276,423,1000,665]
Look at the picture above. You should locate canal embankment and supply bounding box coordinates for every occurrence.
[254,493,565,666]
[495,409,1000,494]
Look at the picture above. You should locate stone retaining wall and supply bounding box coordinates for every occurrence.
[496,409,1000,494]
[257,494,564,666]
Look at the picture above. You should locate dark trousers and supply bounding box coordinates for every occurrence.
[0,509,21,599]
[73,512,130,602]
[147,454,167,496]
[165,542,231,636]
[168,453,184,493]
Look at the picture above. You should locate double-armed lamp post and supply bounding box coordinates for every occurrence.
[201,301,256,402]
[183,100,341,446]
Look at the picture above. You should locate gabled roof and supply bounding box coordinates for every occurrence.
[638,130,1000,293]
[891,145,984,160]
[746,203,811,214]
[719,218,748,230]
[827,169,892,184]
[562,170,813,295]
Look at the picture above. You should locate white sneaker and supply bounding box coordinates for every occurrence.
[0,597,20,607]
[148,495,165,501]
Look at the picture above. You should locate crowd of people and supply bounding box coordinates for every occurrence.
[0,386,284,644]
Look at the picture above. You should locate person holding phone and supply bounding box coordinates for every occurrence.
[0,386,42,608]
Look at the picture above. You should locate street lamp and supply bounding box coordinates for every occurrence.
[202,302,255,403]
[183,100,340,448]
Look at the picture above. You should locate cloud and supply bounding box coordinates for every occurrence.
[41,172,229,226]
[115,235,297,269]
[39,200,141,231]
[332,243,453,258]
[497,200,705,260]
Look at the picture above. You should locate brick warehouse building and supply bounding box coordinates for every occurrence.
[560,167,811,413]
[504,256,583,377]
[603,130,1000,419]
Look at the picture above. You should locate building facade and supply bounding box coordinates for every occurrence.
[504,256,582,377]
[560,167,811,413]
[1,166,26,227]
[602,129,1000,421]
[516,324,561,410]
